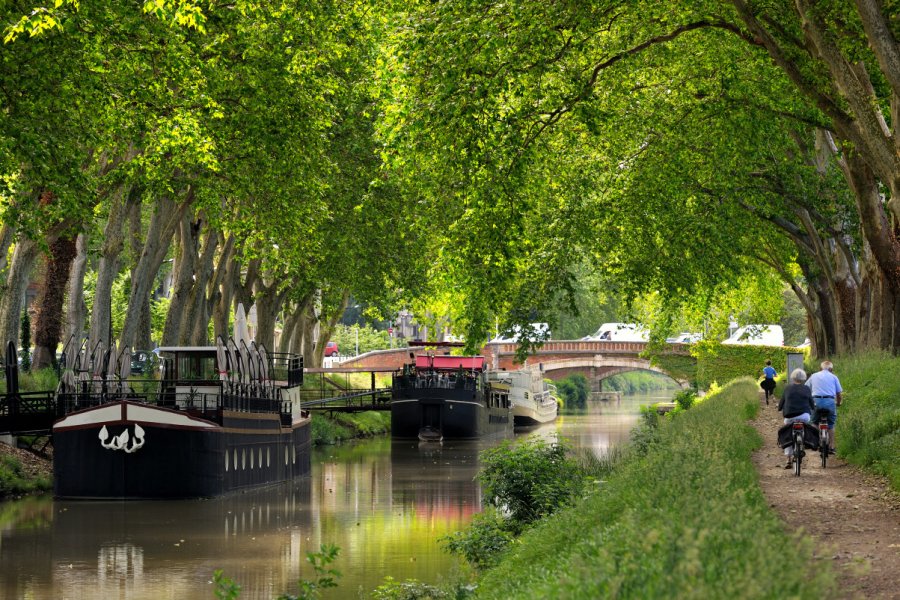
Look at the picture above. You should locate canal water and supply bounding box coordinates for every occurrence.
[0,393,671,599]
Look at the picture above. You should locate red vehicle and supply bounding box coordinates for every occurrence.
[324,341,339,357]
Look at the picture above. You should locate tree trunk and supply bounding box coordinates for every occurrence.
[89,186,129,349]
[0,238,41,348]
[31,236,77,370]
[184,225,219,345]
[127,196,153,350]
[252,279,287,350]
[207,234,235,342]
[119,194,190,349]
[162,212,199,346]
[64,233,89,345]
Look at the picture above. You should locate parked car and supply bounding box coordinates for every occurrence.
[324,341,339,357]
[722,324,784,347]
[130,350,159,375]
[665,332,702,344]
[586,323,649,342]
[490,323,551,343]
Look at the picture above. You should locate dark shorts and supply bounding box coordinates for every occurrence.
[760,379,776,392]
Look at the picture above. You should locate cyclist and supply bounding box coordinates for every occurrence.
[760,359,777,405]
[777,368,816,469]
[806,360,843,455]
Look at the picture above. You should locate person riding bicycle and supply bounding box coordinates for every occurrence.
[806,360,843,455]
[777,368,816,469]
[760,359,777,405]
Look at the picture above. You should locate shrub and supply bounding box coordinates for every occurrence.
[371,577,475,600]
[478,436,584,532]
[441,508,514,571]
[672,388,698,411]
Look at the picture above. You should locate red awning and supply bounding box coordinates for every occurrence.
[414,355,485,372]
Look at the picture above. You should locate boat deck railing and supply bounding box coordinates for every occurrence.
[392,373,479,392]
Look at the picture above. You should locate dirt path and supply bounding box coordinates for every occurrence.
[751,394,900,599]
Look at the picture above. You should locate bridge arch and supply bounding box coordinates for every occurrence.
[537,357,691,389]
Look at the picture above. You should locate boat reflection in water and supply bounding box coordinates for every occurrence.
[390,440,485,525]
[0,481,314,599]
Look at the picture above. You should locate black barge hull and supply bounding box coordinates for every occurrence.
[391,388,511,439]
[53,401,311,499]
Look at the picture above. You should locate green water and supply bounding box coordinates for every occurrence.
[0,392,670,599]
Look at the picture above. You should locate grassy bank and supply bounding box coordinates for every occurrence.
[311,411,391,445]
[828,351,900,491]
[474,379,835,599]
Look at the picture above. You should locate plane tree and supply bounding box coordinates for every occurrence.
[376,0,900,354]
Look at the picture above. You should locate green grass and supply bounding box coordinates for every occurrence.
[827,351,900,491]
[0,455,51,498]
[473,378,835,599]
[0,367,59,393]
[310,411,390,445]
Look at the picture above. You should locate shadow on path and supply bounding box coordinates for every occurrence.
[750,392,900,599]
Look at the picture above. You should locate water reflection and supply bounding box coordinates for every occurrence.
[0,393,667,599]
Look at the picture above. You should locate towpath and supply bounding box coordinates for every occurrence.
[751,395,900,599]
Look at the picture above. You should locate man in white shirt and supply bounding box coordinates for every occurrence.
[806,360,843,452]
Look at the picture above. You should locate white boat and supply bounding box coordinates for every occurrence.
[486,368,559,426]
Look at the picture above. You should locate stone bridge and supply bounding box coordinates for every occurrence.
[337,341,693,388]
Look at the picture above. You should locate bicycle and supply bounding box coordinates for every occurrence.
[791,421,805,476]
[814,408,833,468]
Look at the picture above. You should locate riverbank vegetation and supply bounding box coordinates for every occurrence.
[603,370,680,395]
[829,352,900,492]
[310,411,390,446]
[469,379,834,598]
[0,445,51,499]
[553,374,590,409]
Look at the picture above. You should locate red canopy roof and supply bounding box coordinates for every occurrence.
[414,355,485,372]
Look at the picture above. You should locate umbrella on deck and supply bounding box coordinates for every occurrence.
[118,346,132,393]
[234,303,251,346]
[88,342,103,394]
[216,336,228,388]
[58,338,78,396]
[239,340,252,390]
[102,345,116,397]
[226,337,240,392]
[257,343,271,397]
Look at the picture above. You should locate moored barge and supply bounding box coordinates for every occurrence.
[391,345,512,440]
[53,338,309,499]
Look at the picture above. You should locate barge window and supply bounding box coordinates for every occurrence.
[176,354,217,381]
[250,448,255,469]
[267,448,271,467]
[225,451,229,472]
[242,449,246,470]
[234,449,238,470]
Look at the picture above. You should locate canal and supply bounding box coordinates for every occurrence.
[0,392,670,598]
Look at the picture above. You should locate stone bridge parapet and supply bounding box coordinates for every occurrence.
[334,341,692,387]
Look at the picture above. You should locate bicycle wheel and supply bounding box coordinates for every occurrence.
[820,430,829,468]
[794,434,803,476]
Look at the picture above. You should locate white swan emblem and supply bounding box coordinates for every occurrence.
[99,424,146,453]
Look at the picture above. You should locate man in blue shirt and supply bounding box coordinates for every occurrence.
[806,360,843,453]
[760,359,777,405]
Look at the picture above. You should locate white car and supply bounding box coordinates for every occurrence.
[586,323,649,342]
[722,325,784,346]
[665,333,702,344]
[491,322,551,343]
